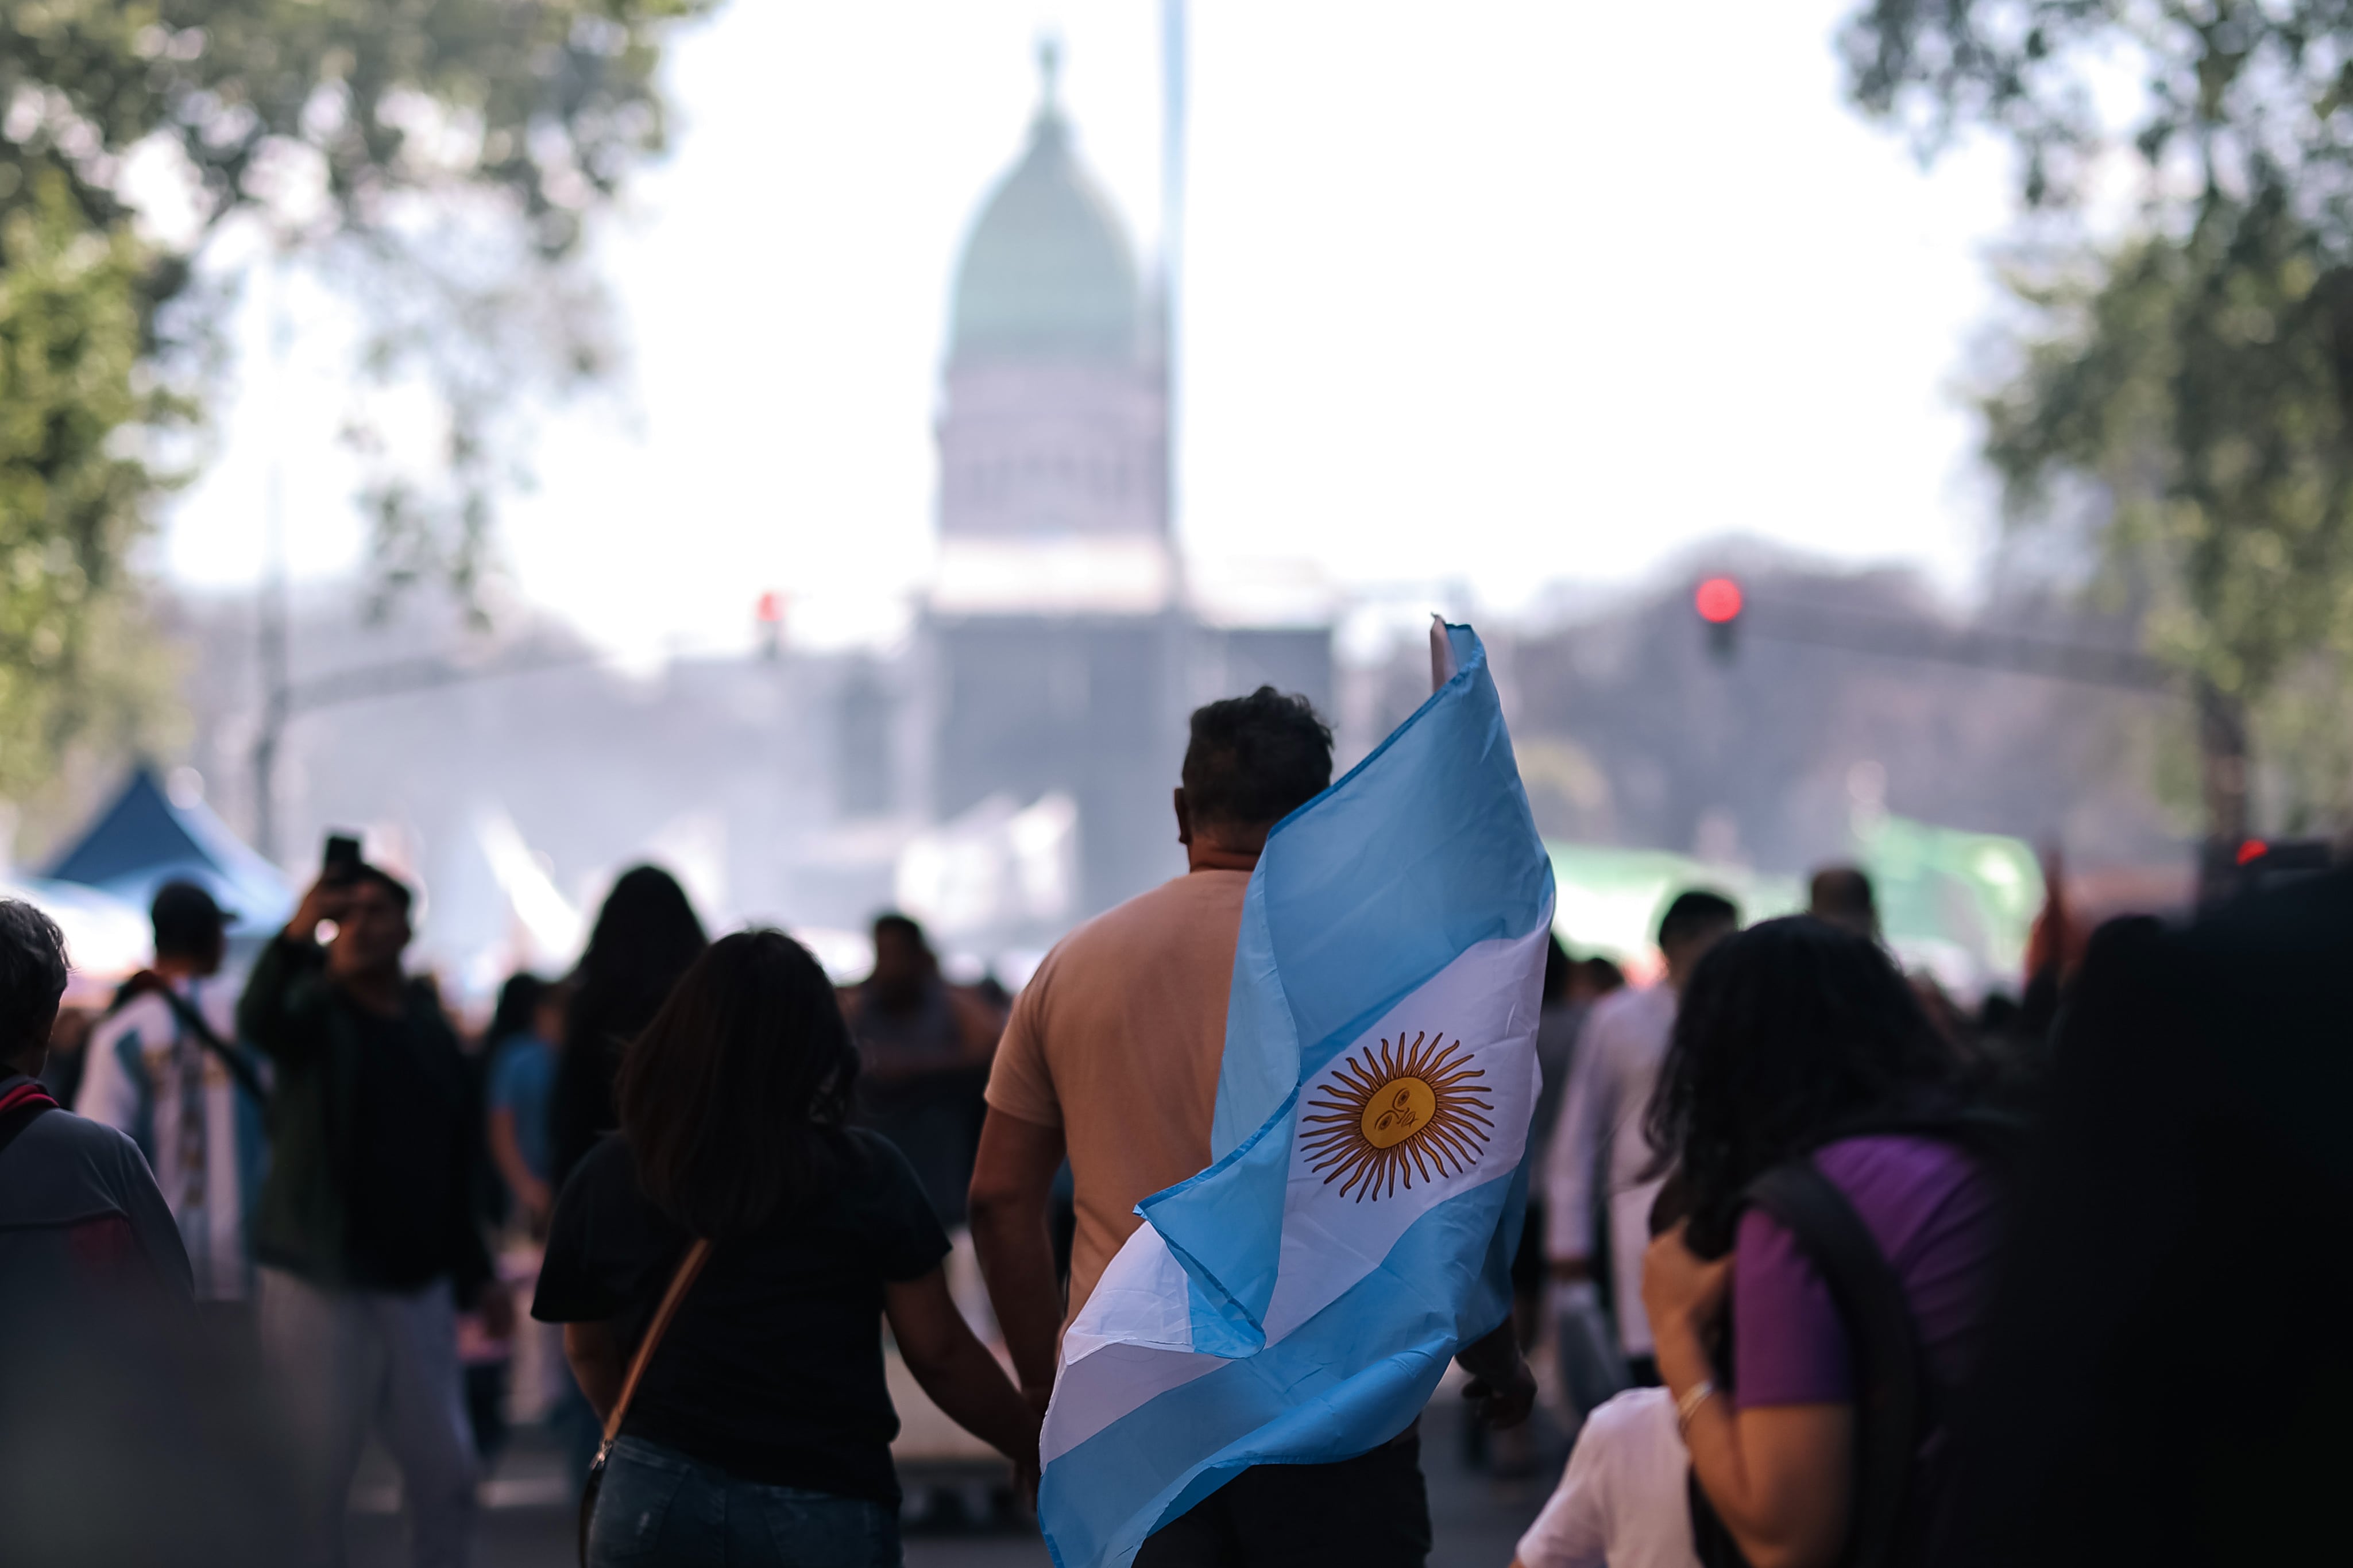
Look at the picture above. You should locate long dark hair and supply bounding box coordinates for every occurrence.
[548,865,707,1186]
[616,930,860,1239]
[570,866,707,1046]
[1647,916,1957,1252]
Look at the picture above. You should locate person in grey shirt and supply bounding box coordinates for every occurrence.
[0,897,192,1308]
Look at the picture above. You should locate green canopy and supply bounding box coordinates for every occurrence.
[1547,814,2043,996]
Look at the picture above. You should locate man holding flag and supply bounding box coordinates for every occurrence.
[971,624,1549,1568]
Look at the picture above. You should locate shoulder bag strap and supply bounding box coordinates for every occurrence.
[1744,1161,1925,1568]
[156,986,272,1111]
[602,1237,714,1447]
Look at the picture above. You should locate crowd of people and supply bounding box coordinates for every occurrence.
[0,682,2343,1568]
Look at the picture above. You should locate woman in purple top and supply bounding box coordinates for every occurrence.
[1639,917,2002,1568]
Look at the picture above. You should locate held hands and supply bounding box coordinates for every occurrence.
[1641,1220,1733,1344]
[1011,1392,1046,1515]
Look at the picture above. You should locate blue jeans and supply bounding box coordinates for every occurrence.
[588,1436,902,1567]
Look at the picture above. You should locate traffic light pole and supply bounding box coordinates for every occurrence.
[1720,593,2173,694]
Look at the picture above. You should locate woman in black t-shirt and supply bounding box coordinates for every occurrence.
[535,930,1038,1567]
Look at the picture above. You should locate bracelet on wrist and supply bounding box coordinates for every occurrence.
[1675,1378,1718,1439]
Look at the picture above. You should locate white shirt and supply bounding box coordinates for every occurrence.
[1543,982,1676,1354]
[1515,1388,1698,1568]
[76,977,253,1301]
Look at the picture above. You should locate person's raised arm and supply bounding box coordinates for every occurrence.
[967,1106,1068,1409]
[886,1265,1041,1499]
[1644,1222,1853,1568]
[237,878,345,1063]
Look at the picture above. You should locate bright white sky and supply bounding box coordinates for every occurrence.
[161,0,2018,660]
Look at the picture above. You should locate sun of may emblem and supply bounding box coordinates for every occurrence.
[1300,1031,1494,1202]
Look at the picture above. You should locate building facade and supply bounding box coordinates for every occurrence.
[925,56,1330,928]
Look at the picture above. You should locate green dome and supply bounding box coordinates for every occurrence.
[951,82,1141,363]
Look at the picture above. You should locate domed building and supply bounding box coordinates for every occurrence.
[921,47,1330,932]
[935,45,1170,563]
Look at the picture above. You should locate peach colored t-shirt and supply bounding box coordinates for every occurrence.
[984,868,1249,1324]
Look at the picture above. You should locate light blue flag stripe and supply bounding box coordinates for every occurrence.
[1041,1160,1525,1568]
[1142,625,1550,1338]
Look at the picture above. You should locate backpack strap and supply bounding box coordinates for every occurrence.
[1744,1160,1927,1568]
[153,986,271,1112]
[0,1079,60,1162]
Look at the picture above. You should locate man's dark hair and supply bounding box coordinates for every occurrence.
[0,900,69,1058]
[1646,916,1956,1248]
[150,880,226,959]
[871,912,928,952]
[1809,865,1878,930]
[1181,687,1334,830]
[617,929,860,1239]
[1657,888,1739,951]
[484,971,547,1048]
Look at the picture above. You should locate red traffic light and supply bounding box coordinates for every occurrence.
[1694,576,1744,625]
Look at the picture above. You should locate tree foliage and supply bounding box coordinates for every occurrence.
[0,0,709,823]
[1845,1,2353,838]
[1844,0,2353,215]
[0,169,179,818]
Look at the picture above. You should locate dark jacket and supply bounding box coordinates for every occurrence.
[1934,869,2353,1567]
[237,938,493,1301]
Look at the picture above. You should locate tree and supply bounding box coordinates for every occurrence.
[1981,189,2353,843]
[0,0,709,835]
[0,171,180,820]
[1845,1,2353,847]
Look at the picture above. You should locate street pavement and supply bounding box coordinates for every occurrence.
[351,1388,1566,1567]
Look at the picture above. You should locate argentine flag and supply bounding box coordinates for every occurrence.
[1038,622,1556,1568]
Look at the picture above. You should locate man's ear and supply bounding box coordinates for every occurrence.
[8,1004,60,1077]
[1173,787,1193,847]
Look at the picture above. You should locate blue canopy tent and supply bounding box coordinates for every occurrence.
[44,768,293,932]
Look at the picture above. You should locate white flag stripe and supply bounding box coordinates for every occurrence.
[1258,926,1548,1341]
[1045,1222,1220,1463]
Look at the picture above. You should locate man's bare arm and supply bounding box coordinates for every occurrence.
[968,1107,1069,1407]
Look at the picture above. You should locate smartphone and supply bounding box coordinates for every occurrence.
[323,833,364,882]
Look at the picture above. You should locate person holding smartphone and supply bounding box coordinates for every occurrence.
[239,842,512,1568]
